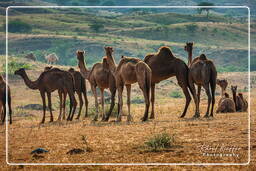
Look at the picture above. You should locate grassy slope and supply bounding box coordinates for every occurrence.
[0,10,254,71]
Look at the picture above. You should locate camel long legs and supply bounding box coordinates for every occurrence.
[117,85,124,122]
[187,79,200,118]
[91,84,99,121]
[150,84,155,119]
[203,84,212,117]
[63,92,67,120]
[83,91,88,118]
[197,85,201,104]
[47,92,54,122]
[40,91,46,123]
[76,91,84,120]
[57,90,63,121]
[126,84,133,122]
[104,88,116,121]
[100,88,105,121]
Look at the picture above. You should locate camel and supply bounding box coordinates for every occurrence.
[25,53,36,61]
[0,75,12,124]
[45,53,59,64]
[216,93,236,113]
[217,79,228,97]
[105,46,152,122]
[184,42,217,117]
[76,50,117,121]
[14,68,77,123]
[144,46,198,118]
[231,85,248,112]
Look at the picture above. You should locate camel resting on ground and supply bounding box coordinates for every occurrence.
[231,85,248,112]
[216,93,236,113]
[15,68,77,123]
[0,75,12,124]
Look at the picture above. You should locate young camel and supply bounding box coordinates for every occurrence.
[15,68,77,123]
[231,85,248,112]
[216,93,236,113]
[105,46,152,122]
[184,42,217,117]
[144,46,198,118]
[76,50,117,121]
[217,79,228,97]
[0,75,12,124]
[44,66,88,120]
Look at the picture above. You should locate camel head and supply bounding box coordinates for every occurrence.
[231,85,237,93]
[184,42,193,52]
[44,66,53,71]
[14,68,25,76]
[224,92,229,98]
[104,46,114,57]
[216,79,228,90]
[238,93,244,98]
[76,50,85,61]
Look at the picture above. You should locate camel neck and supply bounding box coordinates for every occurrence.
[188,51,192,66]
[221,88,225,97]
[20,72,39,90]
[232,91,237,107]
[106,53,117,75]
[78,58,90,79]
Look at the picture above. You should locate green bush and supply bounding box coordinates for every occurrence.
[2,61,33,75]
[7,20,32,33]
[169,90,183,98]
[145,133,174,152]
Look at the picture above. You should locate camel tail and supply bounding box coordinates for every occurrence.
[135,62,152,100]
[8,88,12,115]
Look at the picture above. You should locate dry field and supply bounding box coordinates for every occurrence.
[0,61,255,170]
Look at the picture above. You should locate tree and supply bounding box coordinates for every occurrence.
[197,2,214,18]
[6,20,32,33]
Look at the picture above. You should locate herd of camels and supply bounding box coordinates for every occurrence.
[0,42,248,124]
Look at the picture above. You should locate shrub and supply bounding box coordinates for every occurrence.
[2,61,33,75]
[145,133,174,152]
[169,90,183,98]
[7,20,32,33]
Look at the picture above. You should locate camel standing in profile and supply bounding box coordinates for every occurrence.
[216,93,236,113]
[76,50,117,121]
[105,46,152,122]
[184,42,217,117]
[0,75,12,124]
[231,85,248,112]
[15,68,77,123]
[45,53,59,64]
[144,46,198,118]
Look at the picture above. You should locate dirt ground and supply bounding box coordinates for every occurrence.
[0,70,255,170]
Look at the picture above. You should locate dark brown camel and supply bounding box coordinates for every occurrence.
[216,93,236,113]
[76,50,117,121]
[144,46,198,118]
[105,46,152,122]
[231,85,248,112]
[0,75,12,124]
[15,68,77,123]
[185,42,217,117]
[217,79,228,97]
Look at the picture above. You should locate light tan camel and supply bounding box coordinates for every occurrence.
[216,93,236,113]
[105,46,152,122]
[15,68,77,123]
[217,79,228,97]
[185,42,217,117]
[76,50,117,121]
[231,85,248,112]
[45,53,59,64]
[0,75,12,124]
[144,46,198,118]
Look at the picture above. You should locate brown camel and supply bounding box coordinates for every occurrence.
[105,46,152,122]
[76,50,117,121]
[217,79,228,97]
[185,42,217,117]
[231,85,248,112]
[0,75,12,124]
[144,46,198,118]
[14,68,77,123]
[216,93,236,113]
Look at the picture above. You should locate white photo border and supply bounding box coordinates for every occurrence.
[5,6,251,166]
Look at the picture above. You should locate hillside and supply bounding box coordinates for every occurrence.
[0,8,253,72]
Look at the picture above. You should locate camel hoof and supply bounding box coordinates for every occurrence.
[204,114,209,118]
[180,114,185,118]
[149,115,155,119]
[193,114,200,118]
[127,116,133,122]
[140,117,147,122]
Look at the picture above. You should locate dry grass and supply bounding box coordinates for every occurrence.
[0,60,255,170]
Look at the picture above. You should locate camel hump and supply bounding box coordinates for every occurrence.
[143,54,154,63]
[158,46,175,59]
[199,54,207,60]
